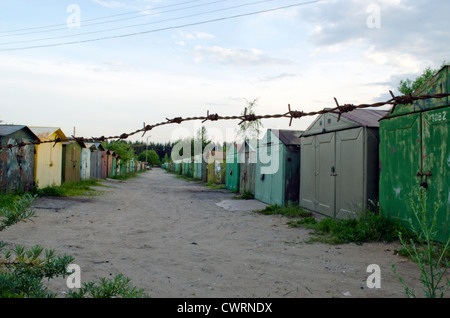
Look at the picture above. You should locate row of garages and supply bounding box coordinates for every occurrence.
[166,65,450,242]
[166,110,383,219]
[0,126,146,191]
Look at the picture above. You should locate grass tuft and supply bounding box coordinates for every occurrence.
[31,179,105,198]
[257,204,413,245]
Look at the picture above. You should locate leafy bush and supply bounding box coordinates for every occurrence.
[0,193,146,298]
[0,243,74,298]
[67,273,145,298]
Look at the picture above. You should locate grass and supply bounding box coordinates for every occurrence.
[0,170,148,207]
[109,169,147,180]
[31,179,106,198]
[232,191,254,200]
[257,204,313,218]
[304,213,411,245]
[0,193,24,210]
[205,182,226,190]
[175,175,202,183]
[256,204,413,245]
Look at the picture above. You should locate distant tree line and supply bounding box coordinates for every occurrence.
[101,140,175,166]
[129,141,175,163]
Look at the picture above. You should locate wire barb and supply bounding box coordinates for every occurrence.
[1,92,449,150]
[287,104,305,126]
[334,98,357,122]
[166,117,183,124]
[238,107,257,125]
[202,111,220,123]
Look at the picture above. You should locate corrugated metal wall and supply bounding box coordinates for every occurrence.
[0,130,36,192]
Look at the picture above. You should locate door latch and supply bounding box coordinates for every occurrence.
[416,171,432,189]
[330,166,337,176]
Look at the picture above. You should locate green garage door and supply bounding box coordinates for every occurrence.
[380,107,449,242]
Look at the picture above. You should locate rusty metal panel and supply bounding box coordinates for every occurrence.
[107,151,113,177]
[101,149,108,178]
[238,140,256,195]
[0,126,37,192]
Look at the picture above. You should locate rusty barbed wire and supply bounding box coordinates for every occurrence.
[1,92,449,151]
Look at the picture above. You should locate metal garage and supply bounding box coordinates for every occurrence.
[299,109,387,219]
[379,65,450,242]
[255,129,302,207]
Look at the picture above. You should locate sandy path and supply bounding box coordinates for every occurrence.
[0,168,428,298]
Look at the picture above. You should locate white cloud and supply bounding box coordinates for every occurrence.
[193,45,295,66]
[363,46,425,74]
[179,31,215,40]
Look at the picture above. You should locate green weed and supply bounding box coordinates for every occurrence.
[393,186,450,298]
[109,170,146,180]
[205,182,226,190]
[257,204,313,218]
[257,204,411,245]
[232,191,255,200]
[32,179,105,197]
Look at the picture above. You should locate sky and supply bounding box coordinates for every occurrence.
[0,0,449,145]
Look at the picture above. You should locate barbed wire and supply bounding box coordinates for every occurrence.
[1,91,448,151]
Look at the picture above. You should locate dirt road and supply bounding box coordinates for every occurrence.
[0,168,426,298]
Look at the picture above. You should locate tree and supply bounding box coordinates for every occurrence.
[102,141,135,162]
[196,125,211,153]
[235,98,264,142]
[138,150,160,165]
[398,61,448,95]
[162,153,171,164]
